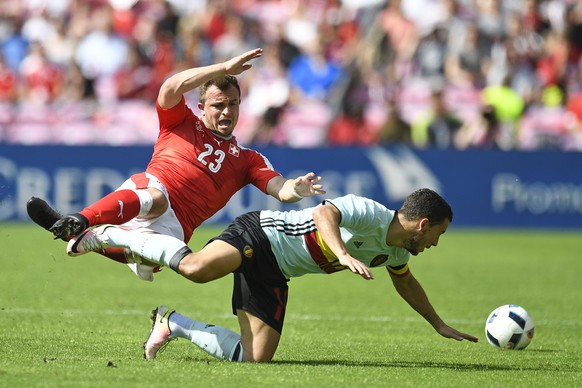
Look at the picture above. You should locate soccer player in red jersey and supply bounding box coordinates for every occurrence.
[28,48,325,281]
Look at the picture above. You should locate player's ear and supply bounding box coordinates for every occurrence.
[417,217,430,231]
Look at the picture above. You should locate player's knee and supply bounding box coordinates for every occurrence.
[251,354,274,363]
[243,349,274,363]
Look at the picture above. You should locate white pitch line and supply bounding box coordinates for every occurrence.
[1,307,581,326]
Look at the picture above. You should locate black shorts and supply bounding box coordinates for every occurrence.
[210,211,289,334]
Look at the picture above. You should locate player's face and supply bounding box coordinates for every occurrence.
[404,218,449,256]
[199,85,240,137]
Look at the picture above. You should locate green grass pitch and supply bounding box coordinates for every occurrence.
[1,223,580,387]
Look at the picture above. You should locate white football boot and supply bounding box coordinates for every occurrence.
[67,225,160,281]
[66,225,113,256]
[144,306,175,360]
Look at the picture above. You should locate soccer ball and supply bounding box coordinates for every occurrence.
[485,304,534,350]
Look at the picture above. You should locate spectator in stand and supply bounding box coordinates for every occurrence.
[114,42,155,101]
[21,7,56,47]
[1,16,29,72]
[441,0,470,59]
[376,98,413,145]
[481,77,525,149]
[247,106,283,146]
[0,53,18,103]
[42,18,76,71]
[565,4,582,67]
[565,83,582,150]
[175,21,213,69]
[242,43,290,144]
[74,7,129,100]
[275,28,302,70]
[518,84,576,150]
[327,102,376,147]
[156,0,180,39]
[377,0,419,65]
[320,0,360,65]
[274,86,332,148]
[445,23,491,88]
[213,14,255,63]
[287,37,342,100]
[412,90,463,149]
[566,87,582,126]
[282,0,320,54]
[501,10,543,104]
[474,0,504,51]
[454,104,502,150]
[535,29,569,88]
[414,25,449,87]
[200,0,230,46]
[59,60,88,102]
[19,41,63,104]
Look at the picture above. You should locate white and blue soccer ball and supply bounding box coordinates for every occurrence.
[485,304,534,350]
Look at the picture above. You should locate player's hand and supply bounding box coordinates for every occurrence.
[338,254,374,280]
[224,48,263,75]
[293,172,326,198]
[436,325,479,342]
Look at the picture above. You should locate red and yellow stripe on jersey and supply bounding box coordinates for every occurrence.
[304,230,346,274]
[304,229,410,276]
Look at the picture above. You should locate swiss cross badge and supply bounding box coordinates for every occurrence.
[229,144,240,157]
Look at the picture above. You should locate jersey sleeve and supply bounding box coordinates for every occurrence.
[156,96,190,129]
[325,195,385,232]
[246,150,281,193]
[387,263,410,277]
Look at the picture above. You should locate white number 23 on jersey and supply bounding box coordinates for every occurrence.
[198,143,226,173]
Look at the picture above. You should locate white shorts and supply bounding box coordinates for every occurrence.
[115,172,185,281]
[116,172,184,241]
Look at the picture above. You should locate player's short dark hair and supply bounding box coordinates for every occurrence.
[199,75,241,104]
[399,188,453,225]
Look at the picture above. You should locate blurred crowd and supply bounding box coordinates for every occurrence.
[1,0,582,150]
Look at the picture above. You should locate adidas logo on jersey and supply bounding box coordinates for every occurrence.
[353,241,364,248]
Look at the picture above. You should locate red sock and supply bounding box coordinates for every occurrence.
[79,189,141,226]
[98,247,161,272]
[98,247,128,264]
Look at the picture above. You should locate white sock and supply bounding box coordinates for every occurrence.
[105,227,190,270]
[168,312,243,362]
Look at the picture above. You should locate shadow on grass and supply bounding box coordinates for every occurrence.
[526,349,559,353]
[269,359,551,371]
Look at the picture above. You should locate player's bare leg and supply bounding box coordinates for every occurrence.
[177,240,243,283]
[237,309,280,362]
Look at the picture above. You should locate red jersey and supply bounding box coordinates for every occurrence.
[146,97,281,242]
[0,67,17,101]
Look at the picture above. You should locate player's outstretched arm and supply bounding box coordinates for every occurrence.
[266,173,326,203]
[435,324,479,342]
[158,48,263,109]
[312,203,374,280]
[389,269,478,342]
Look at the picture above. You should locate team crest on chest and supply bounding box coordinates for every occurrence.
[229,144,240,157]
